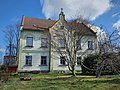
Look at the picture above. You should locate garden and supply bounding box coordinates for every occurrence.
[0,73,120,90]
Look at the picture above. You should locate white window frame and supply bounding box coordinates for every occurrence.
[26,56,32,66]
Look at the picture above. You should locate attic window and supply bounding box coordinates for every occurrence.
[60,26,64,29]
[33,24,37,27]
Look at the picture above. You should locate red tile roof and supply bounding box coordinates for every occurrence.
[21,16,56,30]
[21,16,96,35]
[68,22,96,35]
[77,23,96,35]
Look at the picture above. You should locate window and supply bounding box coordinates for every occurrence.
[88,41,93,50]
[10,59,15,65]
[77,57,81,65]
[41,38,48,47]
[26,56,32,66]
[26,37,33,46]
[59,39,65,48]
[60,56,66,65]
[77,39,81,49]
[41,56,47,65]
[60,26,64,29]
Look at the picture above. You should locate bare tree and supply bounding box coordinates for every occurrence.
[13,22,20,63]
[4,24,15,57]
[33,9,97,76]
[95,27,120,77]
[3,22,20,65]
[0,48,4,64]
[47,19,97,76]
[98,26,120,53]
[79,24,120,77]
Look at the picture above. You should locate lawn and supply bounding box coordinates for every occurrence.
[0,73,120,90]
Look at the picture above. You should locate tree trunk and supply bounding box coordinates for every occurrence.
[96,67,102,78]
[71,66,76,76]
[72,70,76,76]
[96,71,101,78]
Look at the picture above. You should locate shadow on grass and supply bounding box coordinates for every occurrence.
[46,77,73,81]
[64,72,95,76]
[84,78,120,85]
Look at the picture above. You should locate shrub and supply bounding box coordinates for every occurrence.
[0,65,10,82]
[81,54,99,74]
[81,53,120,76]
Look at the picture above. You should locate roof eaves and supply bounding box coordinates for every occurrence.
[81,23,96,35]
[21,15,25,26]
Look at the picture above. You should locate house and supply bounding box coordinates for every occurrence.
[4,44,18,73]
[18,9,99,73]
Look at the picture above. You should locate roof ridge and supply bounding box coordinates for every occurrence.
[24,16,56,22]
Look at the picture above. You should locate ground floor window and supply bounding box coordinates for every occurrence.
[60,56,66,65]
[77,57,81,65]
[41,56,47,65]
[26,56,32,66]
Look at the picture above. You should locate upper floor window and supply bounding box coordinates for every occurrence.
[59,39,65,48]
[88,41,93,50]
[60,56,66,65]
[77,39,81,49]
[77,57,81,65]
[26,37,33,46]
[26,56,32,66]
[41,56,47,65]
[41,38,48,48]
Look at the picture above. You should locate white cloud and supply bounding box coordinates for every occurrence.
[40,0,112,20]
[113,20,120,36]
[0,48,5,53]
[113,19,120,29]
[112,12,120,18]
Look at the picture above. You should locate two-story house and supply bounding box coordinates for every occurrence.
[18,9,99,73]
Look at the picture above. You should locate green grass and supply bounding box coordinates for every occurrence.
[0,73,120,90]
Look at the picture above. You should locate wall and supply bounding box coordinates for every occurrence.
[18,30,50,72]
[50,20,98,72]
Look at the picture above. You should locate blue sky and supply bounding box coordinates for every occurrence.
[0,0,120,52]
